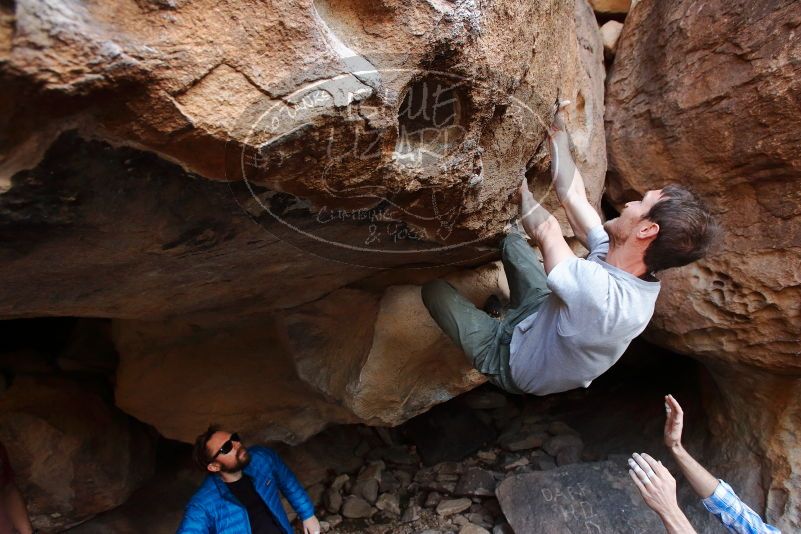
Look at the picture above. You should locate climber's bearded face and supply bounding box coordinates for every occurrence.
[206,431,251,474]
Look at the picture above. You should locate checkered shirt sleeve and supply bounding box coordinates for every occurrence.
[702,479,781,534]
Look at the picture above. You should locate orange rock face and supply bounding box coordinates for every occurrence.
[1,0,605,291]
[113,263,502,444]
[606,0,801,529]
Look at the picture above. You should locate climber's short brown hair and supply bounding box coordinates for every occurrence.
[643,185,719,273]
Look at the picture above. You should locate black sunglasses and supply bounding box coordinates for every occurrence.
[209,432,241,463]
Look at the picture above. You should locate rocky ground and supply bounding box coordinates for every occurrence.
[307,390,580,534]
[69,346,721,533]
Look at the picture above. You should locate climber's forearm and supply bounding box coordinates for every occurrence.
[669,444,719,499]
[521,213,575,274]
[658,507,698,534]
[519,178,576,273]
[549,122,582,203]
[549,136,601,247]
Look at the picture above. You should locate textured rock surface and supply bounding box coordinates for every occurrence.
[1,0,606,320]
[0,377,156,531]
[1,0,605,443]
[496,461,663,533]
[113,314,357,444]
[600,20,624,58]
[281,264,503,427]
[114,264,503,443]
[702,363,801,532]
[606,0,801,529]
[0,133,374,319]
[607,0,801,371]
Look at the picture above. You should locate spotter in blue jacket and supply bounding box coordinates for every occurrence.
[177,446,315,534]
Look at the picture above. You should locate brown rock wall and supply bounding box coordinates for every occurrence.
[703,364,801,531]
[0,0,607,459]
[113,314,357,444]
[281,264,506,426]
[1,0,607,320]
[0,377,156,532]
[606,0,801,528]
[113,262,505,443]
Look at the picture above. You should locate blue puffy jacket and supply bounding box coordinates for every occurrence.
[176,446,315,534]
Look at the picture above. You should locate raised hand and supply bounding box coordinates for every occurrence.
[664,394,684,450]
[548,99,570,137]
[629,453,678,513]
[628,453,696,533]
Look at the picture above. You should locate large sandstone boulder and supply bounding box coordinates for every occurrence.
[113,313,357,445]
[281,264,507,426]
[114,263,503,443]
[606,0,801,529]
[0,0,606,319]
[0,0,608,520]
[0,377,156,532]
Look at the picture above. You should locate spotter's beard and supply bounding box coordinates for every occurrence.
[220,448,251,473]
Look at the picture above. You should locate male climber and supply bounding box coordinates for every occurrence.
[421,104,718,395]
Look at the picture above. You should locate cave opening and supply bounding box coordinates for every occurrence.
[0,317,117,392]
[0,316,721,532]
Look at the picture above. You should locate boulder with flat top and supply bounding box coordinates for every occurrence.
[496,461,663,533]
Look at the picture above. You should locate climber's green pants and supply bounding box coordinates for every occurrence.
[421,232,551,394]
